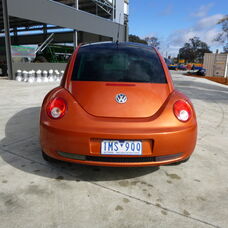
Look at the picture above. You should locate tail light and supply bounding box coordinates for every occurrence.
[47,98,67,119]
[173,100,191,122]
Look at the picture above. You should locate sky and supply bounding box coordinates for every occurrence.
[128,0,228,56]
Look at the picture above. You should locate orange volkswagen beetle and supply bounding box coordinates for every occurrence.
[40,42,197,167]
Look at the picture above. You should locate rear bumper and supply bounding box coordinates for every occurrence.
[40,123,197,167]
[40,87,197,167]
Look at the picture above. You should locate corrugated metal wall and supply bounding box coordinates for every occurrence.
[203,53,228,77]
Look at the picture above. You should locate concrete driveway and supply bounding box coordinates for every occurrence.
[0,73,227,228]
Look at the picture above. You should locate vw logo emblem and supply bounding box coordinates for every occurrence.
[115,93,127,104]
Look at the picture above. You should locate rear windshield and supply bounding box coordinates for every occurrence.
[72,43,167,83]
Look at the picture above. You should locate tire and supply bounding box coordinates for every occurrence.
[172,156,190,165]
[42,151,58,162]
[165,156,190,166]
[34,56,48,63]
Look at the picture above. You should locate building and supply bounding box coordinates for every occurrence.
[0,0,129,79]
[203,53,228,78]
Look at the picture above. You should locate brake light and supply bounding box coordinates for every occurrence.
[173,100,191,122]
[47,98,67,119]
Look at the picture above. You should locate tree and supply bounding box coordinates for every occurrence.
[178,37,212,63]
[129,34,147,44]
[215,15,228,53]
[144,36,160,48]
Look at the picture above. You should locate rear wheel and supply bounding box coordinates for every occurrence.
[42,151,58,162]
[172,156,190,165]
[166,156,190,166]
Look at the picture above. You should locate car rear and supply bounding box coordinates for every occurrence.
[40,42,197,167]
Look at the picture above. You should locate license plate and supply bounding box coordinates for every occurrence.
[101,140,142,155]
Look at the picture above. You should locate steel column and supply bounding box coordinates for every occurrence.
[2,0,13,80]
[125,24,129,42]
[74,0,78,48]
[225,54,228,81]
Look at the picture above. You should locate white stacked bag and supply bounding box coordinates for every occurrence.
[15,69,64,83]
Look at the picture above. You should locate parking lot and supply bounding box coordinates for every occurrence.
[0,72,228,228]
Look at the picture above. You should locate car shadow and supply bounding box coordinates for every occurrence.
[0,107,158,182]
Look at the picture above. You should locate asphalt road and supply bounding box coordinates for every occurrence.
[0,72,227,228]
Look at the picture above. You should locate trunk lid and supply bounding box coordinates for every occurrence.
[70,81,170,118]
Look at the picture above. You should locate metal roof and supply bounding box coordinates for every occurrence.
[0,0,113,31]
